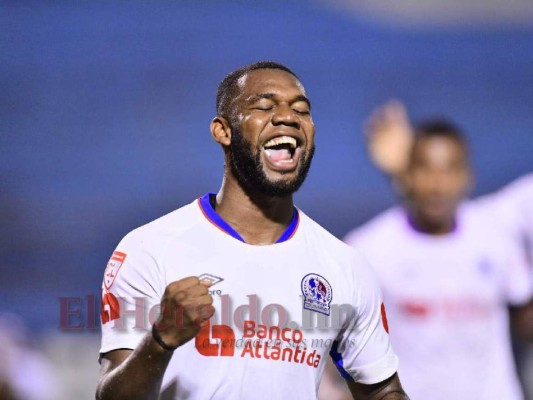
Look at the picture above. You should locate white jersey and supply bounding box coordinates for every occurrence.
[100,194,398,400]
[476,173,533,264]
[344,202,533,400]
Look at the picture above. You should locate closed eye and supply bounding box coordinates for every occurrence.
[292,100,310,115]
[249,97,275,111]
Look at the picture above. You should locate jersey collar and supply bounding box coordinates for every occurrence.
[197,193,299,244]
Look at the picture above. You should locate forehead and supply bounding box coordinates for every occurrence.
[412,136,468,164]
[237,69,306,99]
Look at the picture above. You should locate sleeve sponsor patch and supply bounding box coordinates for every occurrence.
[381,303,389,334]
[103,251,127,290]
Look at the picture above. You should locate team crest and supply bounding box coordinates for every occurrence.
[104,251,127,290]
[301,273,333,316]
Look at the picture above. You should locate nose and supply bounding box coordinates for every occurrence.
[424,170,460,201]
[271,104,300,128]
[432,170,454,191]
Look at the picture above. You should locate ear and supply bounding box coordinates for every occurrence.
[210,116,232,147]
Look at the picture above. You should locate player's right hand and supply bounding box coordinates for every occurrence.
[154,276,215,349]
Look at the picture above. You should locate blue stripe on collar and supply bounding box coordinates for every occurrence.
[198,193,299,244]
[276,207,299,243]
[198,193,245,242]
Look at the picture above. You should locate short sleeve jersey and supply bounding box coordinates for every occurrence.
[100,194,398,399]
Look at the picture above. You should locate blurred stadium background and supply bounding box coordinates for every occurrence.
[1,1,532,398]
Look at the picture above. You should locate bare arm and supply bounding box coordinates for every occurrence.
[96,340,171,400]
[510,298,533,342]
[347,373,409,400]
[95,277,214,400]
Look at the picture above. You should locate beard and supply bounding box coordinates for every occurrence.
[229,128,315,198]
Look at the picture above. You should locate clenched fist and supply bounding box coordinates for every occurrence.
[153,276,215,350]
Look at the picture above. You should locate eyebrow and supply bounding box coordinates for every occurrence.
[245,93,311,109]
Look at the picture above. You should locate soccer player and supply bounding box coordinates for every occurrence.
[344,115,533,399]
[96,62,409,400]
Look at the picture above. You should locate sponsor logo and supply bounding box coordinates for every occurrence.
[103,251,127,290]
[198,273,224,286]
[195,320,322,368]
[198,273,224,295]
[381,303,389,333]
[101,292,121,324]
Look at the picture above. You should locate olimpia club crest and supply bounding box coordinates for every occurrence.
[301,273,333,316]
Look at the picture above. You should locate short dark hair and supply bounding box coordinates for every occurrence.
[216,61,299,119]
[413,118,468,151]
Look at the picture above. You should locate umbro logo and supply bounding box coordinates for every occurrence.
[198,273,224,295]
[198,273,223,286]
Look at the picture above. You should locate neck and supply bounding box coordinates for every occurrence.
[214,170,295,245]
[406,209,456,236]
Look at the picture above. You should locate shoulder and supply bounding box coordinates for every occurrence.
[475,173,533,213]
[116,199,202,257]
[459,200,509,233]
[343,207,404,248]
[112,200,203,264]
[474,174,533,230]
[297,209,377,278]
[458,201,526,263]
[297,209,357,258]
[104,199,203,293]
[494,173,533,203]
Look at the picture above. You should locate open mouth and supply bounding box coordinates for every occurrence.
[262,136,301,169]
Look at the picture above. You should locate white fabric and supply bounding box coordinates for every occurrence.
[100,198,398,399]
[344,201,533,400]
[476,173,533,266]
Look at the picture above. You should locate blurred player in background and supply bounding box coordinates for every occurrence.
[96,62,409,400]
[324,101,532,400]
[365,102,533,348]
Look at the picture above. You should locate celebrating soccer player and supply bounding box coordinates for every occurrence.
[96,62,409,400]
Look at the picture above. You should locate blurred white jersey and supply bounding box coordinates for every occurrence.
[476,173,533,264]
[344,202,532,400]
[100,194,398,400]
